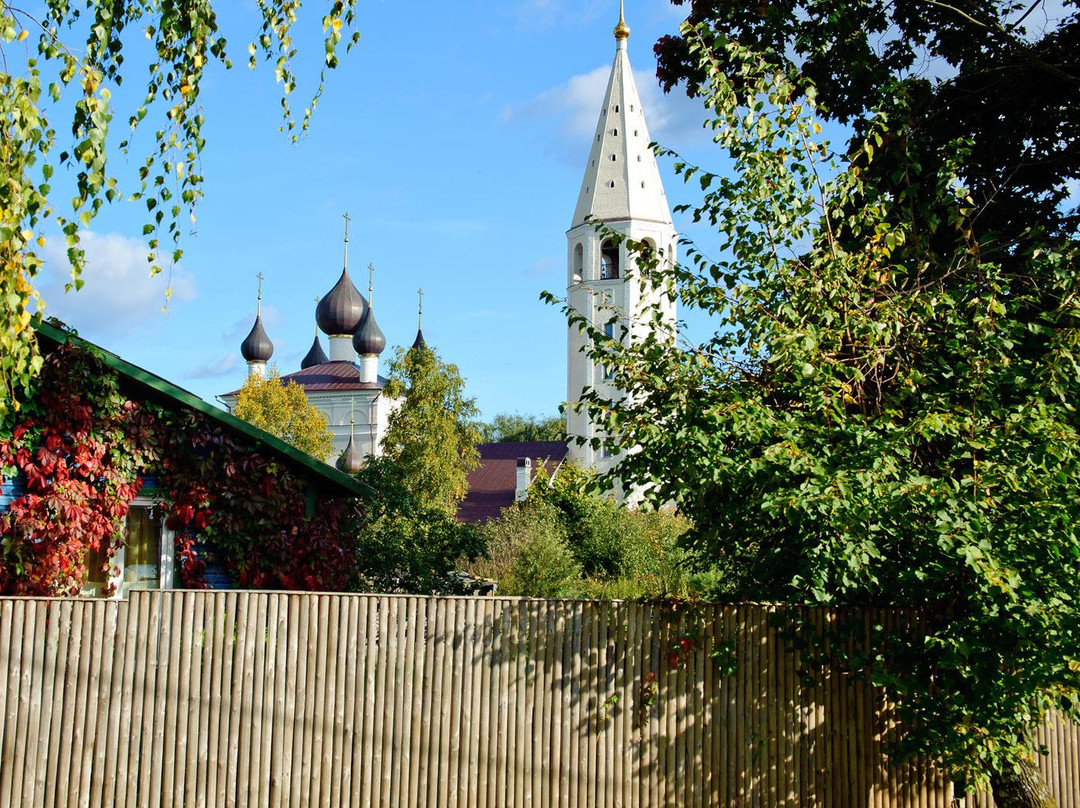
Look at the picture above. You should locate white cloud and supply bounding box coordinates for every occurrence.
[39,231,196,337]
[185,353,242,380]
[502,66,711,164]
[224,304,283,345]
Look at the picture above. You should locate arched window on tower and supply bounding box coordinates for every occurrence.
[600,241,619,280]
[573,244,583,283]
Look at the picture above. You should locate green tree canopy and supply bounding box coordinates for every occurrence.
[380,343,481,515]
[0,1,360,416]
[477,412,565,444]
[232,367,335,461]
[654,0,1079,242]
[352,456,484,595]
[570,12,1080,805]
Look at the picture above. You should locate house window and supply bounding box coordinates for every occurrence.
[84,500,175,598]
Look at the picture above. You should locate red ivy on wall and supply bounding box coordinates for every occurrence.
[0,342,359,595]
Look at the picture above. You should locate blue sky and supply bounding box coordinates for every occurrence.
[36,0,722,420]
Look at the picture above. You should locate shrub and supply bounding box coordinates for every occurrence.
[472,501,581,598]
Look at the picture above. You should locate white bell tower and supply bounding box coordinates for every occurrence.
[566,3,677,475]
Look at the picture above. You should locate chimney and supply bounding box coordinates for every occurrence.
[515,458,532,502]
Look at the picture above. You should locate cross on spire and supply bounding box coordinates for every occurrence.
[368,262,375,305]
[342,212,351,272]
[256,272,264,315]
[417,287,423,329]
[615,0,630,40]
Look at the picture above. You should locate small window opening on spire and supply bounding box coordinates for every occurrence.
[614,104,620,113]
[610,154,617,161]
[600,240,620,280]
[612,128,618,136]
[608,180,616,188]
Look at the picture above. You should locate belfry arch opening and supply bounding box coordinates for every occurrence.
[600,241,619,280]
[573,244,583,283]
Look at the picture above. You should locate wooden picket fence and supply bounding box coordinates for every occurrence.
[0,591,1076,807]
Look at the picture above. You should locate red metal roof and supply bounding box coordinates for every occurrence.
[280,361,384,392]
[222,361,384,397]
[457,441,569,524]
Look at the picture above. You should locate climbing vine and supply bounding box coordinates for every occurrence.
[0,339,359,595]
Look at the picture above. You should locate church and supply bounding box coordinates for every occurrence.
[223,3,676,504]
[220,216,426,471]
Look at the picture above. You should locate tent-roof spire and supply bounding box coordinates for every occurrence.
[569,1,671,228]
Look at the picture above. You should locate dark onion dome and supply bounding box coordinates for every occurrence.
[410,328,428,351]
[336,435,363,474]
[353,308,386,356]
[240,315,274,362]
[300,335,329,369]
[316,268,368,335]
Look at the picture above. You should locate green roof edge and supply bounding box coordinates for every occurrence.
[35,321,365,498]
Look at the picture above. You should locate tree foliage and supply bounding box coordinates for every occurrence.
[472,498,582,598]
[569,11,1080,800]
[654,0,1079,241]
[471,463,695,600]
[0,0,361,416]
[233,367,335,461]
[380,344,481,515]
[351,456,484,595]
[478,412,565,444]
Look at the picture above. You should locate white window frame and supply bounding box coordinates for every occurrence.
[84,497,175,599]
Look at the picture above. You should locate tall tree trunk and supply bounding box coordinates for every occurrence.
[989,758,1056,808]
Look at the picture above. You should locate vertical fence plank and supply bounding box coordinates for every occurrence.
[195,593,217,808]
[43,601,74,808]
[362,596,380,808]
[347,594,370,808]
[7,599,34,808]
[312,594,333,808]
[337,596,357,808]
[20,601,48,806]
[203,593,223,808]
[285,592,307,808]
[69,601,96,808]
[180,592,202,808]
[0,599,14,808]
